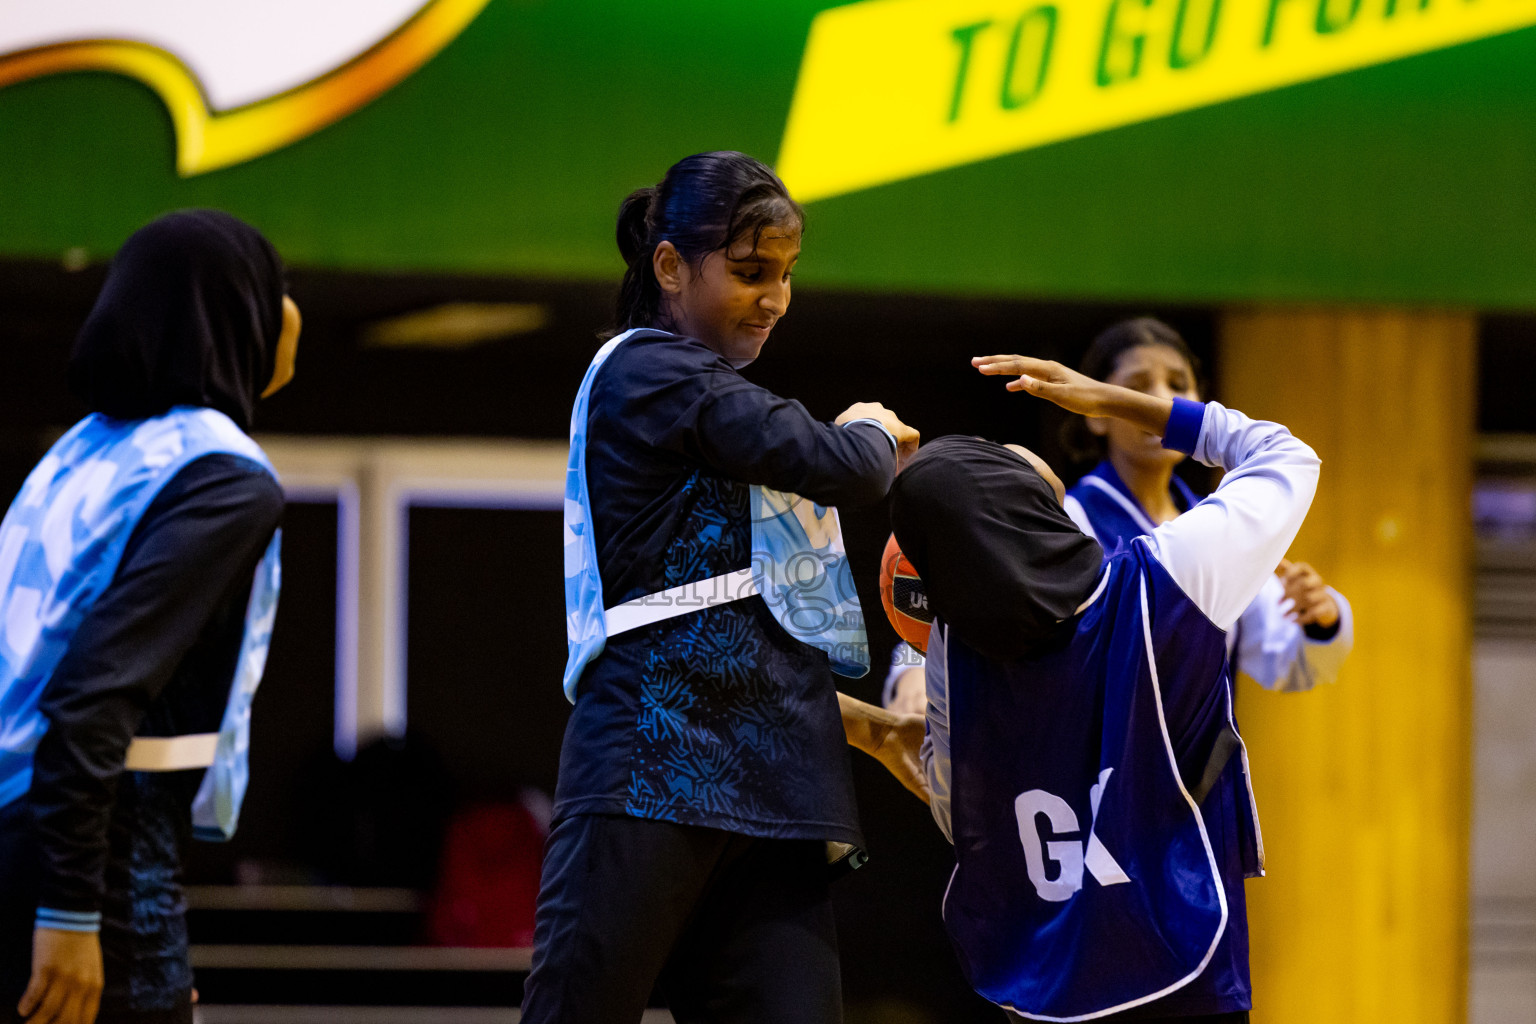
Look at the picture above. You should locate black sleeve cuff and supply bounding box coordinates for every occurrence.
[1304,619,1342,642]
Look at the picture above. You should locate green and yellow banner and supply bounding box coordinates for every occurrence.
[2,0,1536,305]
[778,0,1536,200]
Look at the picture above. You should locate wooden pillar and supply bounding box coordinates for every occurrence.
[1219,307,1475,1024]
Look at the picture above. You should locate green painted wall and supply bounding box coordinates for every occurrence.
[1,0,1533,307]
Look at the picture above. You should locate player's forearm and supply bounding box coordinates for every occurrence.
[1092,385,1173,438]
[1148,402,1321,630]
[838,691,897,754]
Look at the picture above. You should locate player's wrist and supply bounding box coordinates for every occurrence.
[36,908,102,934]
[1099,387,1173,436]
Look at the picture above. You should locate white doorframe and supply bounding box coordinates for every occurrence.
[257,437,565,758]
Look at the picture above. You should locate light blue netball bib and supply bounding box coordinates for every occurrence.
[191,527,280,840]
[748,487,868,677]
[562,329,870,702]
[0,407,281,840]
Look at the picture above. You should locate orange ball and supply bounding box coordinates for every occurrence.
[879,533,934,655]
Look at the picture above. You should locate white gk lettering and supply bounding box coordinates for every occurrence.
[1014,768,1131,902]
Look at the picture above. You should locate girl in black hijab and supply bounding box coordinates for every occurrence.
[889,354,1321,1022]
[0,210,300,1024]
[69,208,295,428]
[890,434,1104,661]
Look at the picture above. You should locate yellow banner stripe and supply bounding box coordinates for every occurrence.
[778,0,1536,202]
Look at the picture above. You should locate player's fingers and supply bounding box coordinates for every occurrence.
[971,355,1025,375]
[974,355,1055,379]
[1005,374,1055,395]
[1283,572,1322,603]
[899,758,932,804]
[78,984,101,1024]
[57,988,89,1024]
[1297,604,1332,626]
[1293,582,1327,607]
[1296,587,1331,621]
[1276,558,1294,575]
[25,977,67,1024]
[17,973,45,1018]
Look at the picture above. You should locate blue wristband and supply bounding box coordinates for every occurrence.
[1161,398,1206,455]
[843,417,899,453]
[36,908,102,934]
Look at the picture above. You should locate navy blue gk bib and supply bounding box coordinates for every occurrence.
[941,540,1258,1021]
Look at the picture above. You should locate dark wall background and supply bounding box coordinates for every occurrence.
[0,259,1220,444]
[183,501,341,885]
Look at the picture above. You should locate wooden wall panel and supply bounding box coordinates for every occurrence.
[1219,307,1475,1024]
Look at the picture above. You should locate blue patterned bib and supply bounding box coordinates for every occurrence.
[0,407,281,840]
[562,329,869,702]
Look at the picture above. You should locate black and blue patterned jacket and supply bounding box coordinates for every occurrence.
[553,331,895,843]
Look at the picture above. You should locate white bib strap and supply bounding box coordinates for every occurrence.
[603,568,758,638]
[125,733,219,772]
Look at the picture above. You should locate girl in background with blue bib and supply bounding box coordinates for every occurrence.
[1062,318,1352,695]
[0,211,299,1024]
[883,319,1352,715]
[522,152,924,1024]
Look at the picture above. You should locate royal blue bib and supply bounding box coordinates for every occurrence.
[1068,460,1199,553]
[942,541,1255,1021]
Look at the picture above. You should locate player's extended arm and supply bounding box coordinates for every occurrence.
[973,354,1173,434]
[838,692,929,804]
[1145,402,1320,630]
[974,353,1320,631]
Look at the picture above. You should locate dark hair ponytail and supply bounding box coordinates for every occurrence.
[606,151,804,337]
[1061,316,1205,462]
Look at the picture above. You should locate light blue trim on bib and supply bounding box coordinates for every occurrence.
[193,528,281,841]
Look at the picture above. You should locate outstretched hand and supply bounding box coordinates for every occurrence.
[838,693,930,804]
[972,355,1107,415]
[867,712,930,805]
[973,353,1175,439]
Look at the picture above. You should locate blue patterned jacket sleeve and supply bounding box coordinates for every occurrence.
[30,454,283,917]
[610,339,897,508]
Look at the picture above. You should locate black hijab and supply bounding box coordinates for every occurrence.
[69,210,285,431]
[890,435,1104,661]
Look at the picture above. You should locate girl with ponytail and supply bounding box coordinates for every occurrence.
[528,151,915,1024]
[523,152,923,1024]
